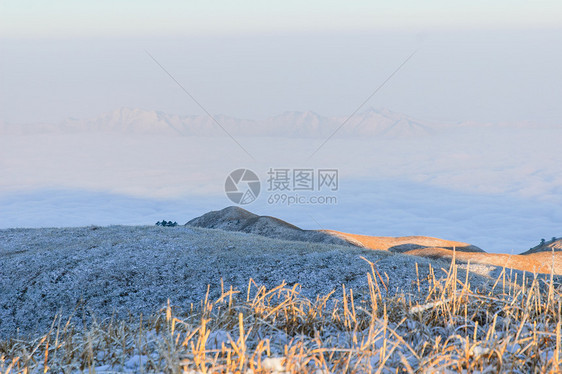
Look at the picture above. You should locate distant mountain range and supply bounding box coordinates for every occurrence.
[0,107,541,138]
[0,107,442,138]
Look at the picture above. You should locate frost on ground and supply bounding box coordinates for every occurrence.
[2,226,562,372]
[0,224,500,339]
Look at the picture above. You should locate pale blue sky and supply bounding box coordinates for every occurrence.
[1,1,562,38]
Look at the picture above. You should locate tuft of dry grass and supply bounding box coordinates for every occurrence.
[1,257,562,373]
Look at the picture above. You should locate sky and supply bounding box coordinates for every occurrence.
[1,2,561,253]
[1,1,562,124]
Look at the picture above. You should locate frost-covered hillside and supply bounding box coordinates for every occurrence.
[0,224,503,339]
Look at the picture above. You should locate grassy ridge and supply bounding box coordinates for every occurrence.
[2,257,561,373]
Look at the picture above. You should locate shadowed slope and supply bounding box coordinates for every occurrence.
[185,206,355,246]
[520,237,562,255]
[186,207,485,254]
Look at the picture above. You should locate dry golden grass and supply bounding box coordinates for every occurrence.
[1,257,562,373]
[323,230,562,275]
[406,247,562,275]
[322,230,482,253]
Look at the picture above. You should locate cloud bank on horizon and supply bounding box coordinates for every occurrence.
[1,107,560,200]
[0,181,559,255]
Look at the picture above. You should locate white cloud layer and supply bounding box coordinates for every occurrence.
[0,181,558,254]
